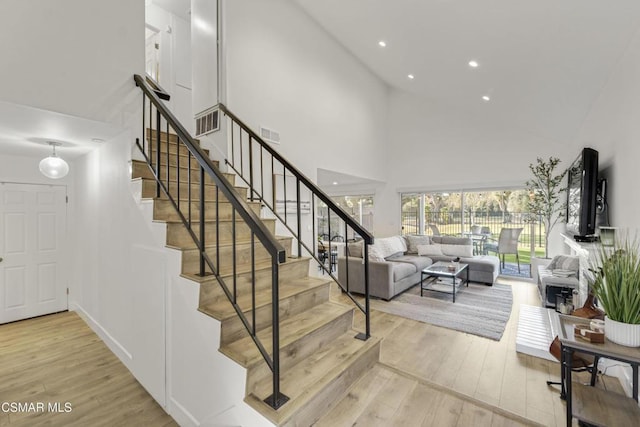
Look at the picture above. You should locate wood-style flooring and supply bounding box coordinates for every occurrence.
[0,277,624,427]
[317,275,624,426]
[0,312,176,427]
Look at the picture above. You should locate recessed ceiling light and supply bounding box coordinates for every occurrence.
[482,95,491,101]
[407,74,415,80]
[468,60,479,68]
[378,40,386,47]
[332,181,338,185]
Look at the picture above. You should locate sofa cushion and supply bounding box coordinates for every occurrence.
[464,255,500,272]
[405,235,431,254]
[389,261,417,282]
[386,254,432,271]
[417,244,443,256]
[548,255,579,272]
[432,236,472,246]
[440,243,473,258]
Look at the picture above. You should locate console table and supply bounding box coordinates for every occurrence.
[558,315,640,426]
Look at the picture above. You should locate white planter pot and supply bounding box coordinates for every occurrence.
[605,316,640,347]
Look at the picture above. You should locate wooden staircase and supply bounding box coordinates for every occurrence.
[132,131,380,426]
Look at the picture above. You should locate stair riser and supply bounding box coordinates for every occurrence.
[218,283,331,346]
[153,200,261,222]
[198,260,311,304]
[245,310,354,394]
[166,218,275,248]
[181,238,292,273]
[282,340,380,427]
[133,161,233,185]
[146,129,180,144]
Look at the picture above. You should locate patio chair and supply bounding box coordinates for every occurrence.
[483,227,523,273]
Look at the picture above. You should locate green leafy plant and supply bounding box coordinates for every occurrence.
[589,236,640,324]
[525,157,567,258]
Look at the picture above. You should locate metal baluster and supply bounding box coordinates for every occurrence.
[249,136,254,201]
[283,169,287,221]
[216,186,220,273]
[296,179,301,257]
[232,209,237,304]
[188,154,192,226]
[251,232,256,335]
[142,94,146,155]
[176,134,180,211]
[199,166,205,277]
[166,121,170,193]
[260,145,264,202]
[155,109,161,198]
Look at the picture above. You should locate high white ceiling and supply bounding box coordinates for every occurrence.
[294,0,640,143]
[0,101,124,159]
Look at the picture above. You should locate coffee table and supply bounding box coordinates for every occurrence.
[420,261,469,303]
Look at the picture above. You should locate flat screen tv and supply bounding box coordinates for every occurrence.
[566,147,599,240]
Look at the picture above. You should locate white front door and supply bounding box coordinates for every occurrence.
[0,183,67,324]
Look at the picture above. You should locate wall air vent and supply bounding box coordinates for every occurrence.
[195,107,220,137]
[260,126,281,144]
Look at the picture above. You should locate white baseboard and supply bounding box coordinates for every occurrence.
[69,302,133,362]
[168,397,200,427]
[598,358,633,396]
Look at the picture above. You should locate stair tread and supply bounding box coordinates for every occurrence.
[199,276,332,321]
[181,256,309,281]
[247,334,381,425]
[220,301,353,367]
[160,216,273,225]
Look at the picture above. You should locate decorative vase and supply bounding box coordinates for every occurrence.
[604,316,640,347]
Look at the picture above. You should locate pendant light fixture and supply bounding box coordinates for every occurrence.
[39,142,69,179]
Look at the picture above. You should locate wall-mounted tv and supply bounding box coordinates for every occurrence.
[566,147,599,241]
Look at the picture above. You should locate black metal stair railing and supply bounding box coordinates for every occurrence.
[133,74,289,409]
[215,103,374,340]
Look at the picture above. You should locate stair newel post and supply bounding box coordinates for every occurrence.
[264,255,290,409]
[155,109,161,199]
[345,222,350,294]
[360,243,371,340]
[296,178,302,258]
[199,166,205,277]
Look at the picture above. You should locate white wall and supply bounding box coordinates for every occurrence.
[71,134,168,405]
[223,0,389,188]
[573,29,640,230]
[146,3,194,131]
[376,89,578,244]
[0,0,144,125]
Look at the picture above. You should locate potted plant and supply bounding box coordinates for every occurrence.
[588,234,640,347]
[525,157,567,259]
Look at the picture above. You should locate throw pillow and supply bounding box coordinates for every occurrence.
[440,244,473,258]
[368,245,386,262]
[406,235,431,254]
[372,236,407,259]
[548,255,579,272]
[417,244,443,256]
[347,240,364,258]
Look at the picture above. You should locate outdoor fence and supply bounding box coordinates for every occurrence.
[401,210,545,250]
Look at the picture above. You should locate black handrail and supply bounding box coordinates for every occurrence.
[215,103,374,340]
[133,74,289,409]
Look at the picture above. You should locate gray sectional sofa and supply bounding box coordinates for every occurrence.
[337,235,500,300]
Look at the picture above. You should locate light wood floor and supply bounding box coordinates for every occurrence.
[0,312,176,427]
[0,278,624,427]
[318,276,624,427]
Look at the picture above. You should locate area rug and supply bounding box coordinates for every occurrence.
[370,281,513,341]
